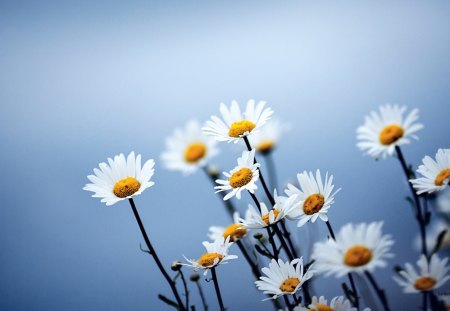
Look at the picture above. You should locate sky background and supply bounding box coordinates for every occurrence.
[1,0,450,310]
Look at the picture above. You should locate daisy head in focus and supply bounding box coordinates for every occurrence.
[215,149,260,200]
[356,104,423,159]
[394,254,450,293]
[410,149,450,195]
[248,118,290,155]
[208,211,250,242]
[255,257,313,300]
[183,236,237,275]
[83,151,155,206]
[202,99,274,144]
[312,222,394,277]
[284,169,341,227]
[160,120,219,175]
[296,295,368,311]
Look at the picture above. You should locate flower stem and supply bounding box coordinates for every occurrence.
[211,267,225,311]
[364,270,391,311]
[128,198,186,311]
[236,240,261,278]
[195,281,208,311]
[325,220,336,240]
[179,270,190,310]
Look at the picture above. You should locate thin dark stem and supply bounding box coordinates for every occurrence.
[180,270,190,310]
[273,225,294,261]
[266,227,279,260]
[128,199,186,310]
[364,270,390,311]
[264,152,278,192]
[249,191,262,213]
[347,273,360,309]
[195,281,208,311]
[280,220,299,259]
[211,268,225,311]
[283,295,292,311]
[202,167,236,220]
[325,220,336,240]
[237,240,261,278]
[423,292,428,311]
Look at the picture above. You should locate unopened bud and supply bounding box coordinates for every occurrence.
[253,233,263,240]
[171,260,182,271]
[190,273,200,282]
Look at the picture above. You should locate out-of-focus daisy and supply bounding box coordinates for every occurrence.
[208,211,250,242]
[202,100,274,143]
[183,237,237,275]
[160,120,219,175]
[215,149,260,200]
[438,294,450,309]
[83,152,155,206]
[438,188,450,213]
[255,257,313,300]
[413,220,450,253]
[248,119,290,154]
[410,149,450,195]
[285,170,341,227]
[312,222,394,277]
[356,104,423,159]
[296,295,360,311]
[393,254,450,293]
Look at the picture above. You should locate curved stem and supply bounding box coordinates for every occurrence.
[237,240,261,278]
[128,199,186,310]
[180,270,190,310]
[347,273,360,309]
[283,295,293,311]
[195,281,208,311]
[364,271,390,311]
[211,267,225,311]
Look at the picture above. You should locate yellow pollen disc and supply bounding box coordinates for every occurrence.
[344,245,372,267]
[414,276,436,291]
[435,168,450,186]
[257,140,275,154]
[228,120,256,138]
[303,194,325,215]
[113,177,141,198]
[279,277,300,293]
[197,252,223,267]
[262,210,281,225]
[379,124,404,145]
[315,304,334,311]
[229,168,253,188]
[223,224,247,242]
[184,142,207,163]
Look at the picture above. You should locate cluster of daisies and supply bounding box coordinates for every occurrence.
[84,100,450,310]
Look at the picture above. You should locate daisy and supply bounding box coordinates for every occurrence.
[83,151,155,206]
[248,119,290,154]
[215,149,260,200]
[284,170,341,227]
[202,99,274,143]
[410,149,450,195]
[208,211,250,242]
[160,120,219,175]
[183,236,238,275]
[312,222,394,277]
[296,295,361,311]
[255,257,313,300]
[356,104,423,159]
[393,254,450,293]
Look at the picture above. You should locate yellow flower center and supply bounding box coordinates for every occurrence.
[257,140,275,154]
[314,304,334,311]
[184,142,207,163]
[344,245,372,267]
[228,120,256,138]
[303,194,325,215]
[379,124,404,145]
[113,177,141,198]
[279,277,300,293]
[197,252,223,267]
[223,224,247,242]
[229,168,253,188]
[262,210,281,225]
[435,168,450,186]
[414,276,436,291]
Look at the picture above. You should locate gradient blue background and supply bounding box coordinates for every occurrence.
[1,0,450,310]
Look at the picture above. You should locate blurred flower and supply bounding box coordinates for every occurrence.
[413,220,450,253]
[215,149,260,200]
[83,151,155,206]
[410,149,450,195]
[393,254,450,293]
[312,222,394,277]
[202,99,274,143]
[356,104,423,159]
[208,211,250,242]
[438,294,450,309]
[255,257,313,300]
[183,236,237,275]
[438,188,450,213]
[284,170,341,227]
[248,119,290,154]
[160,120,219,175]
[296,295,360,311]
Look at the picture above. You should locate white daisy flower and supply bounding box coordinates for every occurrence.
[438,188,450,213]
[83,151,155,206]
[202,99,274,144]
[296,295,361,311]
[356,104,423,159]
[410,149,450,195]
[160,120,219,175]
[312,222,394,277]
[183,236,238,275]
[284,170,341,227]
[248,119,290,154]
[208,211,250,242]
[413,220,450,253]
[215,149,260,200]
[393,254,450,293]
[255,257,313,300]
